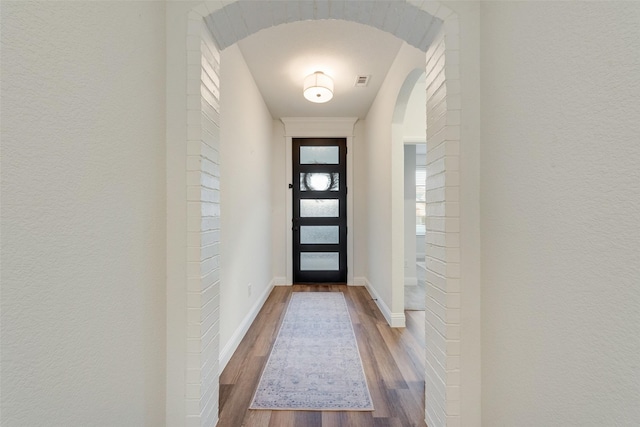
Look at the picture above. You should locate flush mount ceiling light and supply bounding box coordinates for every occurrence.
[303,71,334,103]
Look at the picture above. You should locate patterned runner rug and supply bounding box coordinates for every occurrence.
[250,292,374,411]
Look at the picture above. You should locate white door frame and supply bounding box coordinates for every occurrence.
[281,117,357,286]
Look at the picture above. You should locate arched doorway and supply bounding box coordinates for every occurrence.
[173,2,464,426]
[391,69,427,314]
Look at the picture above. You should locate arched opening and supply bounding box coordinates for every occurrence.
[392,70,427,314]
[170,2,464,426]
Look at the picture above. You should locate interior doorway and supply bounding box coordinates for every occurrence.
[390,69,427,312]
[402,73,427,311]
[404,143,427,311]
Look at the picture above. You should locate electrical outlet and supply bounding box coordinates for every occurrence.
[247,283,252,297]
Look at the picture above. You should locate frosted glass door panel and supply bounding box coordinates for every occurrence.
[300,252,339,271]
[299,173,339,191]
[300,226,339,244]
[300,199,339,217]
[300,146,339,164]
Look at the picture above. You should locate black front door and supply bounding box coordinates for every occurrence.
[292,138,347,283]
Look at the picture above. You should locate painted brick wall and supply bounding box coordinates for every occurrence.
[186,11,221,427]
[204,0,440,53]
[424,12,462,427]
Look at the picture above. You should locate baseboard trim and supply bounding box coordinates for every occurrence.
[219,278,275,371]
[273,276,288,286]
[351,276,366,286]
[363,278,406,328]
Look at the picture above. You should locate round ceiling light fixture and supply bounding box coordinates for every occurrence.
[303,71,334,103]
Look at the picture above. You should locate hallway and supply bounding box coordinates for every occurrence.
[4,2,640,425]
[218,285,427,427]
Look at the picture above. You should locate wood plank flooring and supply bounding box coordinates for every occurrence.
[218,285,427,427]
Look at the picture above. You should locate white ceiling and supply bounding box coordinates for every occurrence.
[237,19,404,119]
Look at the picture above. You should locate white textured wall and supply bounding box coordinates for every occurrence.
[1,2,166,426]
[219,44,273,356]
[450,2,482,425]
[271,120,287,282]
[481,2,640,425]
[404,78,428,142]
[165,3,190,425]
[364,42,426,309]
[352,121,368,280]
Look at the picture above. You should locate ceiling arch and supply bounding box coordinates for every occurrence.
[204,0,443,52]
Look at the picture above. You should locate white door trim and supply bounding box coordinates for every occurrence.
[280,117,358,285]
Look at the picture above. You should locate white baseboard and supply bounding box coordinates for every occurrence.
[351,276,366,286]
[273,276,288,286]
[405,277,418,287]
[363,278,406,328]
[219,278,275,372]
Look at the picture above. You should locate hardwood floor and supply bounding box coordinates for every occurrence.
[218,285,427,427]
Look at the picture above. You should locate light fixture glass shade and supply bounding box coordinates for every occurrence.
[303,72,334,103]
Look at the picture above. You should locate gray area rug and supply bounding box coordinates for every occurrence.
[250,292,374,411]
